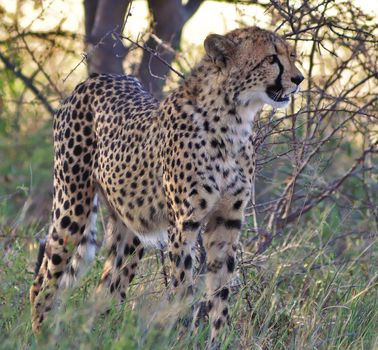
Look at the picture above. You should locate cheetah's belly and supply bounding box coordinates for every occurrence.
[95,168,170,247]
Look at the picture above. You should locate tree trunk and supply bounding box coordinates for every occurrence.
[138,0,202,98]
[84,0,130,75]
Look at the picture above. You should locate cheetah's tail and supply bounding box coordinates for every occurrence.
[59,193,99,289]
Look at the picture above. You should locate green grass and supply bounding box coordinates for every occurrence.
[0,199,377,350]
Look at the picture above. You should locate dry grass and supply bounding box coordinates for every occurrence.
[1,200,377,350]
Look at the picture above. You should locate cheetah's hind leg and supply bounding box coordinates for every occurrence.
[30,190,97,332]
[30,109,98,331]
[95,216,145,304]
[59,193,99,289]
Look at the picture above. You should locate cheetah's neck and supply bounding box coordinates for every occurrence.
[179,79,262,159]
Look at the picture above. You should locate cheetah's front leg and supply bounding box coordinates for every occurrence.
[168,222,199,300]
[200,195,248,347]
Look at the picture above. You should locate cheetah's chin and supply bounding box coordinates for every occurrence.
[261,91,291,109]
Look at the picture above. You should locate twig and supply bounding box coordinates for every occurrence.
[281,141,378,226]
[119,34,184,79]
[20,35,63,99]
[62,26,120,82]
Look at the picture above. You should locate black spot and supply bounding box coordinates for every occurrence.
[172,278,179,288]
[224,219,242,230]
[136,197,144,207]
[51,254,62,265]
[83,153,91,164]
[83,126,91,136]
[69,222,80,235]
[72,164,80,174]
[54,271,63,279]
[203,184,212,193]
[133,236,141,246]
[182,220,200,231]
[115,277,121,289]
[233,200,243,210]
[174,255,181,267]
[61,216,71,229]
[129,273,135,283]
[125,212,134,222]
[74,204,84,216]
[73,145,82,156]
[180,271,185,281]
[226,255,235,273]
[70,183,77,193]
[184,255,192,270]
[217,287,229,300]
[200,198,207,209]
[214,318,222,330]
[189,189,198,197]
[82,170,90,181]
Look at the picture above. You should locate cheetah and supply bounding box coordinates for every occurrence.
[30,26,303,345]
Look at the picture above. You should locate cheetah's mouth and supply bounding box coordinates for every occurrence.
[266,88,290,103]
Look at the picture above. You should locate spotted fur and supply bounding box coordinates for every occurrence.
[30,26,303,345]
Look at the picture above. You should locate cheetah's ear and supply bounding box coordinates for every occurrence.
[204,34,236,70]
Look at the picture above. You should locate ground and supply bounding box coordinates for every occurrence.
[1,200,377,349]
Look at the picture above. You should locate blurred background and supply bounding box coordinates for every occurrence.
[0,1,377,349]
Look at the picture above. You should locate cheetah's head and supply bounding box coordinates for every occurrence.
[204,26,304,109]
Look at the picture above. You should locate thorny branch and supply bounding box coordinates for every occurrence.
[244,0,378,255]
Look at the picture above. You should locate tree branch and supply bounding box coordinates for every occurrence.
[0,51,55,116]
[279,141,378,227]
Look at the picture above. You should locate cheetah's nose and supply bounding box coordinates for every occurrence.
[291,75,304,86]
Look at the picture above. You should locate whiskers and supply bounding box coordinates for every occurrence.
[271,90,283,101]
[268,88,284,101]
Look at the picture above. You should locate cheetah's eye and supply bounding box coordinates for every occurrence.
[266,54,277,64]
